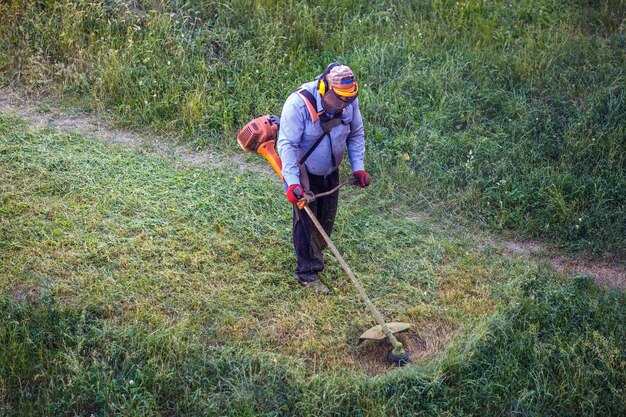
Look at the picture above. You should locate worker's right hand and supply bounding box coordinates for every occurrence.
[286,184,304,204]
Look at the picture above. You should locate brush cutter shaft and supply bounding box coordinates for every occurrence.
[301,205,404,351]
[314,179,354,199]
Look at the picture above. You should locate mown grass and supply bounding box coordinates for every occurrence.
[1,114,625,415]
[1,0,624,253]
[0,114,494,371]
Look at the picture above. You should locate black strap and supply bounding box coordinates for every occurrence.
[295,87,325,165]
[298,131,328,165]
[328,133,337,169]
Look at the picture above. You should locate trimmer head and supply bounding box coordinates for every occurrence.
[358,322,412,366]
[387,348,411,366]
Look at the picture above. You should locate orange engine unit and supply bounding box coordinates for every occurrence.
[237,115,283,179]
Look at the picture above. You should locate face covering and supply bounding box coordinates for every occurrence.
[321,88,353,116]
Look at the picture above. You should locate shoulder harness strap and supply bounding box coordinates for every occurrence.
[294,87,322,123]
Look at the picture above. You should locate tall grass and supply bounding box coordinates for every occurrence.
[1,272,623,415]
[1,0,624,252]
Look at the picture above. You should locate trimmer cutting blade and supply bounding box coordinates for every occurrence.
[358,322,411,344]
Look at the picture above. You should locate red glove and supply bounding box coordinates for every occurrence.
[353,170,370,187]
[286,184,304,203]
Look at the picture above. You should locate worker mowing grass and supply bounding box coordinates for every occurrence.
[236,65,411,365]
[277,63,370,295]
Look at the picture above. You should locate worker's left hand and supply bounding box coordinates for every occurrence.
[353,170,370,187]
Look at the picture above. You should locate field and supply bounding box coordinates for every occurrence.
[1,1,625,416]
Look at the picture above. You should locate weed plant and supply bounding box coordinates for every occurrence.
[0,0,624,253]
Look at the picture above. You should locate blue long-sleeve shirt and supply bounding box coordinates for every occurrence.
[277,81,365,186]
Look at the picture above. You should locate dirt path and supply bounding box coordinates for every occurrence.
[503,240,624,290]
[1,88,624,290]
[0,88,274,176]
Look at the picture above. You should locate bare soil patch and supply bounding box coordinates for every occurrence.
[353,322,453,375]
[504,240,625,290]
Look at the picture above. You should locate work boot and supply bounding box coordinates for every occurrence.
[298,278,332,295]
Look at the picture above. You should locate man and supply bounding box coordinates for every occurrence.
[277,62,370,295]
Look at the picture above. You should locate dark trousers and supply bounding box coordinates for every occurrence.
[293,170,339,282]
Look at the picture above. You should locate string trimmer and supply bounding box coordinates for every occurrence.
[237,115,411,366]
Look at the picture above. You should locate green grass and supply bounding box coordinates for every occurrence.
[1,0,625,414]
[1,0,624,253]
[1,114,625,415]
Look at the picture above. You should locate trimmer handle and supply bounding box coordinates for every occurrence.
[296,179,354,209]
